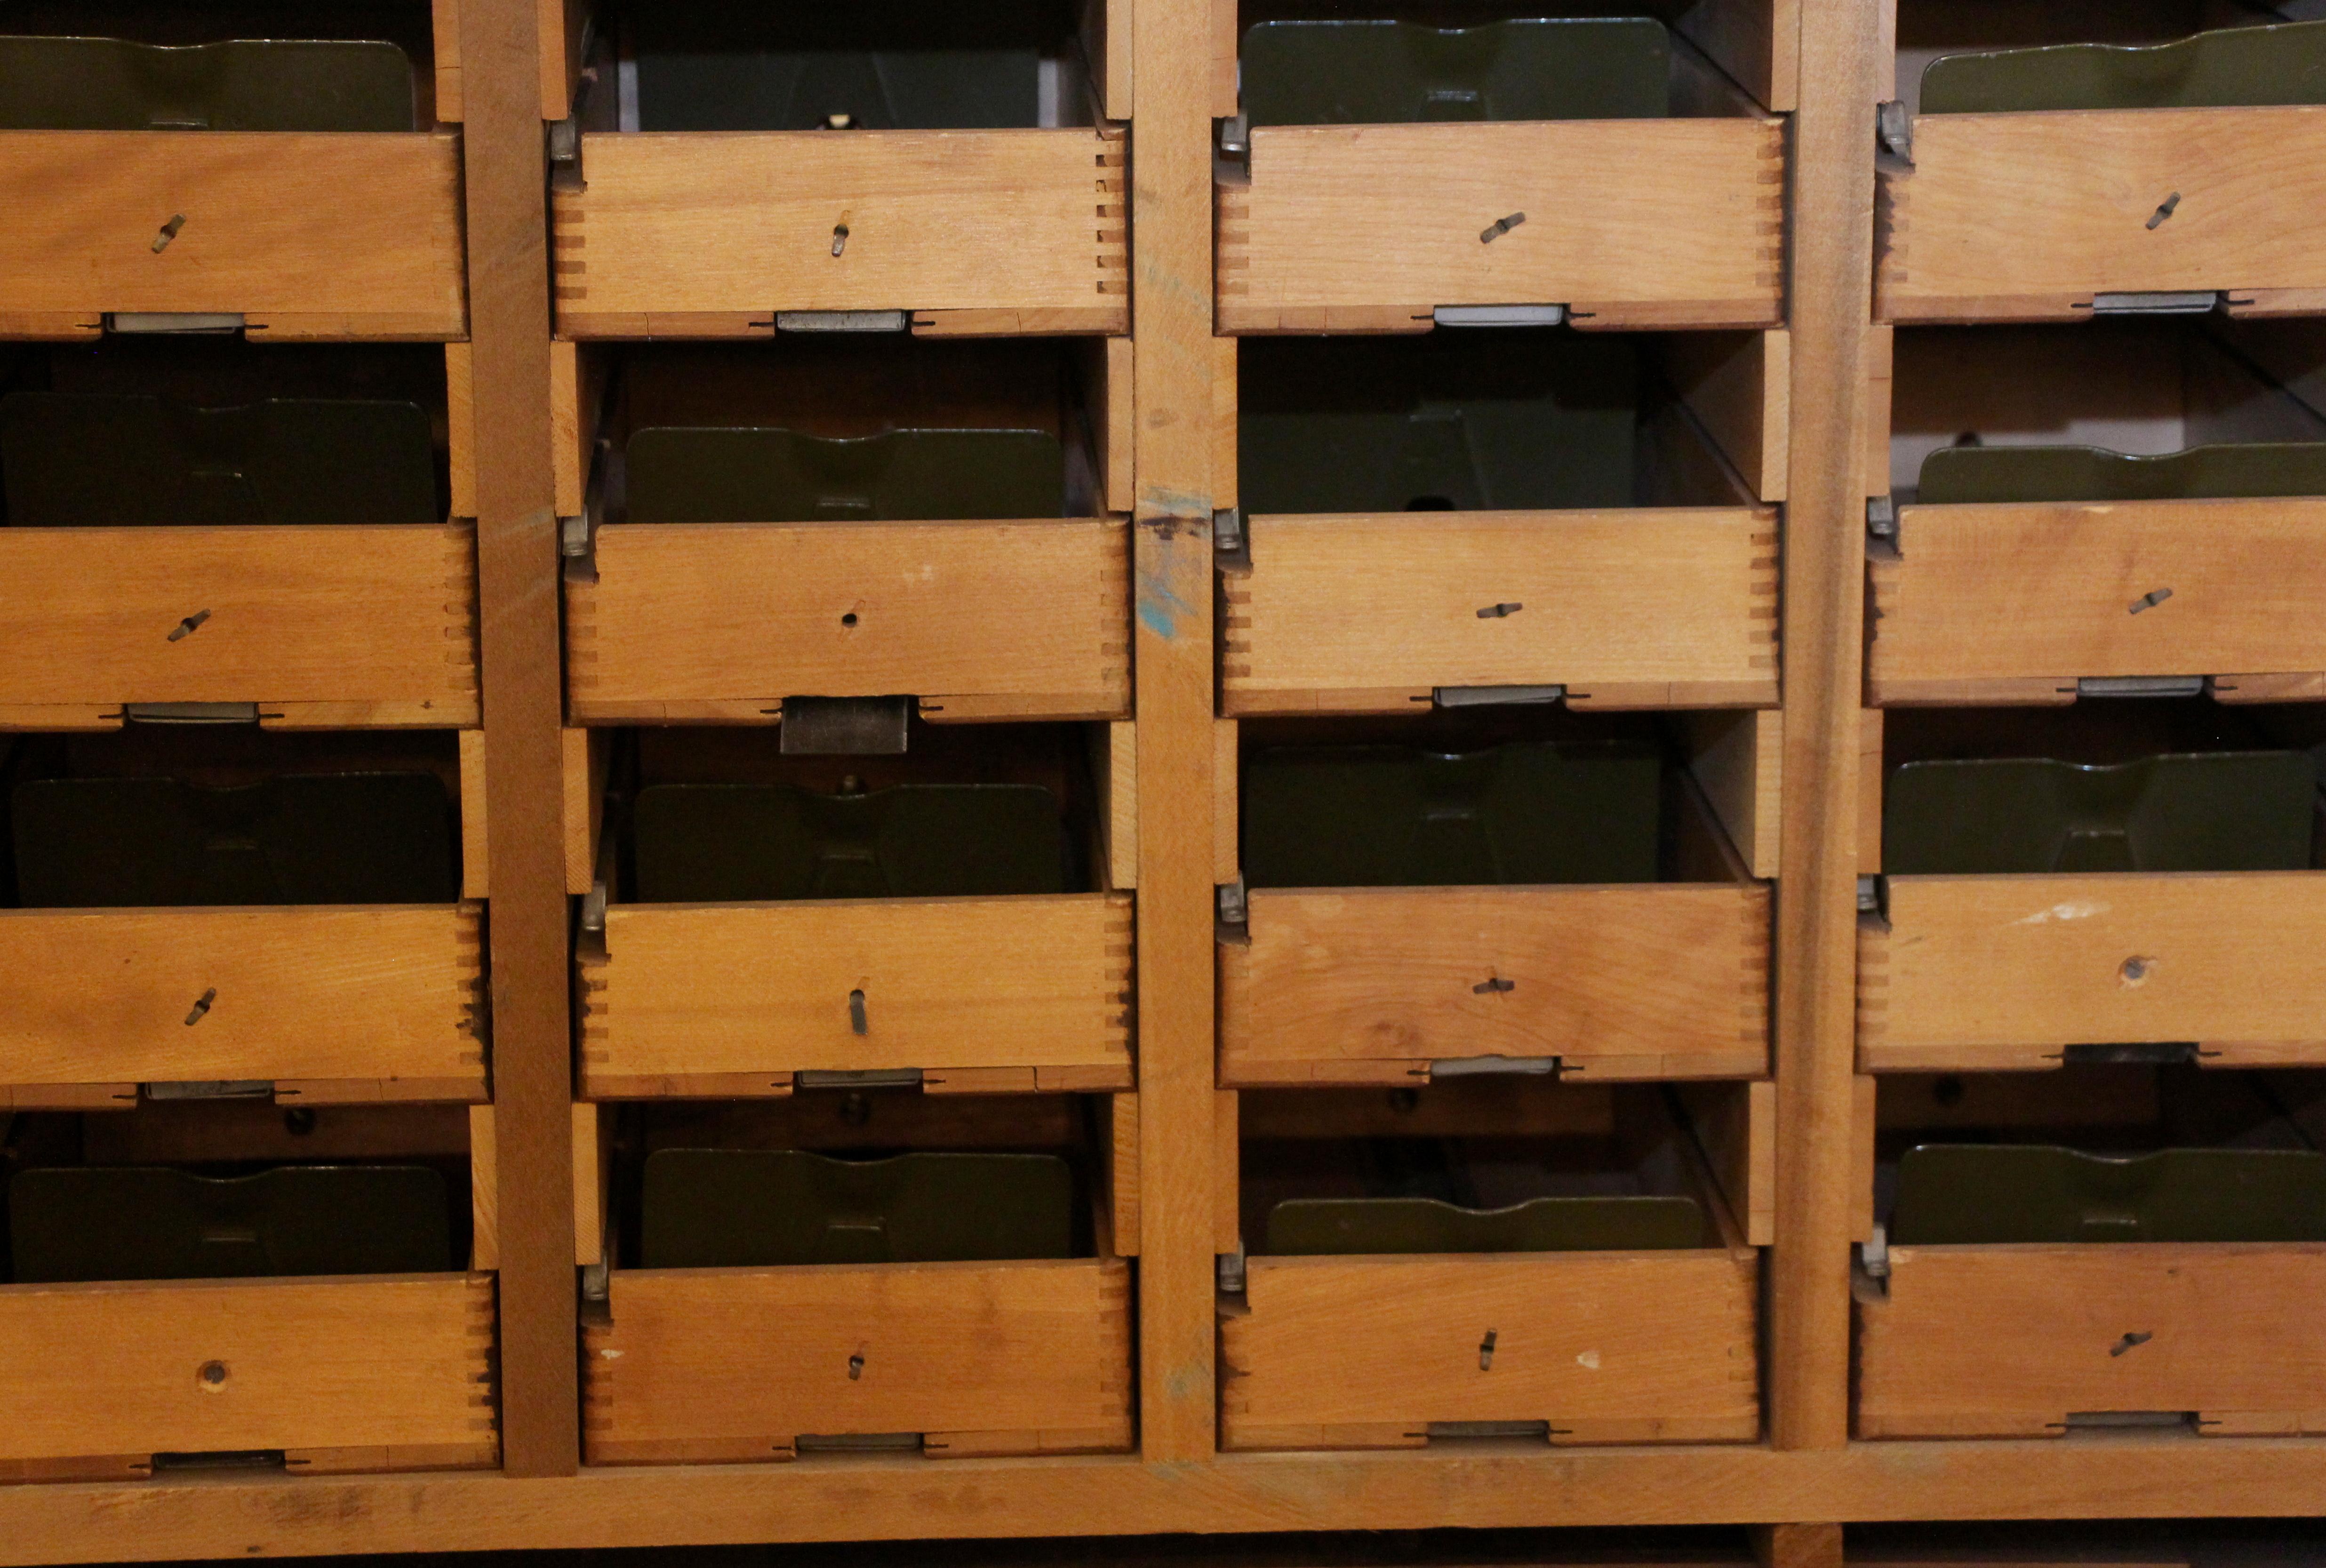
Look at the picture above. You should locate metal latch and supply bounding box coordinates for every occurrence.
[1876,100,1913,170]
[2090,291,2222,317]
[1434,684,1565,709]
[580,1259,610,1304]
[548,114,583,192]
[580,877,608,937]
[796,1068,923,1090]
[1858,875,1883,914]
[1216,878,1249,943]
[775,310,909,333]
[106,312,245,335]
[1867,495,1899,543]
[2061,1042,2204,1066]
[777,695,911,754]
[1213,505,1247,564]
[2078,675,2206,699]
[1860,1221,1890,1280]
[1431,1055,1558,1081]
[1217,1247,1247,1295]
[1216,112,1250,157]
[121,702,264,725]
[144,1080,272,1101]
[1435,304,1565,328]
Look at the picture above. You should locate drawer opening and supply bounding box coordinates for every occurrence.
[0,0,448,130]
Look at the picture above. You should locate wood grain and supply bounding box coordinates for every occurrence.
[1666,328,1792,503]
[1686,709,1783,880]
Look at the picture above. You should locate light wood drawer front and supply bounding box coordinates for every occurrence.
[0,131,466,340]
[1870,501,2326,702]
[0,1273,497,1477]
[568,520,1128,723]
[1223,886,1770,1086]
[584,1259,1133,1462]
[1879,107,2326,323]
[0,904,486,1104]
[1223,1252,1759,1450]
[1225,510,1778,716]
[1861,873,2326,1071]
[0,526,477,727]
[554,130,1128,336]
[1857,1243,2326,1439]
[1221,120,1785,332]
[583,895,1134,1093]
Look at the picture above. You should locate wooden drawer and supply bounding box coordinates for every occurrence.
[581,894,1133,1097]
[0,132,466,341]
[1856,1241,2326,1438]
[552,128,1127,339]
[0,1272,496,1481]
[1860,871,2326,1072]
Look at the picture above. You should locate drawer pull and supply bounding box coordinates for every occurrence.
[2110,1331,2154,1358]
[848,989,868,1035]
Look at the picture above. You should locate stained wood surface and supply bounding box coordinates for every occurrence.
[1220,120,1784,331]
[0,132,465,338]
[1870,500,2326,698]
[1222,885,1769,1084]
[584,1261,1132,1461]
[553,131,1127,335]
[1861,872,2326,1069]
[0,526,477,723]
[0,1273,496,1472]
[1858,1243,2326,1438]
[1222,510,1778,714]
[0,905,484,1100]
[1672,0,1800,115]
[567,520,1129,721]
[580,895,1133,1092]
[1686,709,1783,880]
[1879,107,2326,322]
[1222,1252,1758,1448]
[1667,328,1793,502]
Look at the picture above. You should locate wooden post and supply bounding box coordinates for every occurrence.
[457,0,579,1476]
[1769,0,1881,1450]
[1754,1522,1846,1568]
[1131,0,1222,1463]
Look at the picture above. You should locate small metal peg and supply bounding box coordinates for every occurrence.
[848,989,868,1035]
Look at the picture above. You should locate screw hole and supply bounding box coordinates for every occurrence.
[841,612,858,627]
[197,1360,229,1392]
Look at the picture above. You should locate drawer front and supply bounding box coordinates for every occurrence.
[0,1273,496,1472]
[1223,1252,1759,1449]
[1862,873,2326,1069]
[568,520,1129,723]
[1879,106,2326,322]
[1221,120,1785,332]
[0,131,466,338]
[1225,510,1779,715]
[554,129,1128,335]
[1858,1243,2326,1438]
[584,1259,1133,1461]
[1870,500,2326,701]
[1223,885,1770,1084]
[584,894,1134,1092]
[0,526,477,726]
[0,904,486,1102]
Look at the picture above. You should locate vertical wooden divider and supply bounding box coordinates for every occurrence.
[1131,0,1223,1463]
[459,0,579,1476]
[1769,1,1880,1449]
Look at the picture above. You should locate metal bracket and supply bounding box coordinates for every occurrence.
[775,310,909,333]
[580,877,608,937]
[579,1259,610,1304]
[1434,304,1565,328]
[1434,684,1565,709]
[1216,1247,1247,1295]
[796,1068,923,1090]
[2061,1041,2205,1066]
[1860,1221,1890,1280]
[1216,878,1250,944]
[1215,112,1250,158]
[2078,675,2206,700]
[144,1080,273,1102]
[1876,100,1913,171]
[1427,1421,1550,1442]
[560,439,615,574]
[548,114,583,192]
[1212,505,1249,568]
[2090,291,2222,318]
[777,695,911,754]
[106,312,245,335]
[121,701,264,725]
[1867,495,1899,543]
[1857,874,1883,915]
[1430,1055,1558,1081]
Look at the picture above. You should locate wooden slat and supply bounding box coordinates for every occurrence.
[1859,1243,2326,1438]
[581,895,1134,1091]
[554,131,1127,335]
[1222,510,1779,714]
[1674,0,1801,115]
[1879,107,2326,323]
[0,132,465,338]
[0,1274,496,1471]
[566,520,1129,721]
[1222,1252,1759,1448]
[1666,329,1792,503]
[584,1261,1132,1461]
[1686,709,1782,880]
[1678,1080,1776,1250]
[562,728,609,897]
[1220,120,1784,331]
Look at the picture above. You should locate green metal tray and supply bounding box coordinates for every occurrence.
[1918,443,2326,505]
[1920,19,2326,115]
[0,35,415,130]
[628,782,1069,902]
[639,1149,1075,1267]
[1883,751,2316,876]
[1266,1193,1707,1255]
[1889,1144,2326,1245]
[1240,17,1669,126]
[1239,334,1639,516]
[1241,740,1663,890]
[624,429,1064,525]
[2,392,438,527]
[10,772,459,907]
[9,1165,453,1283]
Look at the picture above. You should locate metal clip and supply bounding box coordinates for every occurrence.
[1860,1221,1890,1280]
[1434,304,1565,328]
[1216,112,1250,158]
[1433,684,1565,709]
[1430,1055,1558,1080]
[121,701,263,725]
[778,695,911,755]
[1216,878,1250,944]
[144,1080,273,1102]
[581,877,607,937]
[548,115,583,192]
[774,310,908,333]
[1857,875,1882,914]
[1212,506,1247,564]
[2089,291,2222,318]
[580,1260,610,1303]
[796,1068,922,1090]
[1217,1247,1247,1295]
[1876,100,1913,170]
[1867,495,1899,542]
[105,312,245,335]
[2078,675,2206,700]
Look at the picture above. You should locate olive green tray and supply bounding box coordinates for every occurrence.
[1239,334,1639,516]
[1918,442,2326,505]
[624,428,1064,525]
[2,392,438,528]
[1241,17,1669,126]
[0,35,414,130]
[11,772,458,907]
[1889,1144,2326,1245]
[1266,1193,1708,1256]
[1240,740,1663,890]
[628,782,1069,902]
[639,1149,1075,1267]
[1920,19,2326,115]
[9,1165,453,1283]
